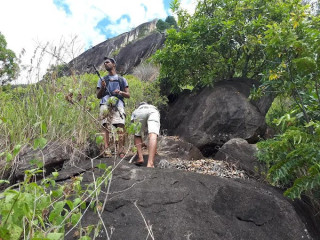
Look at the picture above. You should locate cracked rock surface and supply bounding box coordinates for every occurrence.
[2,138,315,239]
[63,157,311,240]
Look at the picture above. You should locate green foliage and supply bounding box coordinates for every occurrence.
[156,16,178,32]
[154,0,310,93]
[257,123,320,199]
[156,19,169,32]
[0,70,166,168]
[0,32,19,85]
[0,165,112,240]
[265,96,294,130]
[0,73,99,155]
[165,16,178,30]
[258,3,320,200]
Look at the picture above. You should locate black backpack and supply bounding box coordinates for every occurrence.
[103,75,126,106]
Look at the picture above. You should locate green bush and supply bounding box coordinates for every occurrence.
[0,164,112,240]
[265,96,294,131]
[257,123,320,199]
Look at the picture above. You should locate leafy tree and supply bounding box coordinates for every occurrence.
[156,16,178,32]
[156,19,170,32]
[0,32,19,85]
[153,0,307,93]
[255,3,320,199]
[165,16,178,30]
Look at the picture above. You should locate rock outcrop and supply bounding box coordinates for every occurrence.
[1,138,318,239]
[215,138,265,178]
[162,78,274,156]
[60,158,313,240]
[157,135,203,160]
[68,19,165,75]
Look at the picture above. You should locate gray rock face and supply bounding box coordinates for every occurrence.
[68,19,164,75]
[115,31,166,74]
[8,141,74,182]
[162,78,273,156]
[157,135,204,160]
[215,138,265,177]
[61,160,311,240]
[1,138,318,239]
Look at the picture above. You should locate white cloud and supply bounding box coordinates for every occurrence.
[0,0,196,84]
[180,0,197,14]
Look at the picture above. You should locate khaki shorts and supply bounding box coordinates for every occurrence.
[100,104,125,126]
[131,105,160,136]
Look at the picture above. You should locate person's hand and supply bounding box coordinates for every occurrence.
[113,89,121,95]
[101,80,106,88]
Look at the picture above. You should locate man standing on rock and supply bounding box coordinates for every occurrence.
[96,57,130,158]
[131,102,160,168]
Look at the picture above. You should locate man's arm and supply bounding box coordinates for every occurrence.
[113,86,130,98]
[96,80,106,99]
[121,87,130,98]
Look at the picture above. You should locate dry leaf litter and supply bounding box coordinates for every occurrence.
[158,158,248,179]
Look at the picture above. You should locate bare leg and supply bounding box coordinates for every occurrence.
[147,133,157,168]
[116,124,125,155]
[134,136,144,163]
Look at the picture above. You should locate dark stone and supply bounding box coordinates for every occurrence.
[162,78,274,156]
[61,159,312,240]
[157,135,204,160]
[67,19,163,76]
[7,141,78,182]
[116,32,166,75]
[1,138,317,239]
[214,138,266,177]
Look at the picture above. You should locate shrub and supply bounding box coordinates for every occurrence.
[132,62,160,82]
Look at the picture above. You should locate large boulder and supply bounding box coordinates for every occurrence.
[162,78,273,156]
[157,135,204,160]
[2,141,73,183]
[1,138,318,239]
[58,159,314,240]
[214,138,266,177]
[1,136,202,184]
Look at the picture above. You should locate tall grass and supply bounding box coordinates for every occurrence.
[0,74,98,161]
[0,71,167,159]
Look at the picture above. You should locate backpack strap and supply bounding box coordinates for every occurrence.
[103,75,126,106]
[118,76,126,91]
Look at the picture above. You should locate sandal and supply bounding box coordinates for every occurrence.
[134,161,144,166]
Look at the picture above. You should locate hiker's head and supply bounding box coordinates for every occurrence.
[104,57,116,71]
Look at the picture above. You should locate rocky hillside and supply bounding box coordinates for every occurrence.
[68,19,165,75]
[2,18,320,240]
[4,137,319,239]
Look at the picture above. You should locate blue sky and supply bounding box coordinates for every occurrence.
[0,0,196,84]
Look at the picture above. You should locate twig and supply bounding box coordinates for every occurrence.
[133,201,155,240]
[129,153,137,163]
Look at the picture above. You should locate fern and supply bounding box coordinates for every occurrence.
[284,174,320,199]
[257,124,320,199]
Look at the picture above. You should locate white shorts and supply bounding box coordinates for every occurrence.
[131,105,160,136]
[100,104,125,126]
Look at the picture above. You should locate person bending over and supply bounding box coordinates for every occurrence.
[131,102,160,168]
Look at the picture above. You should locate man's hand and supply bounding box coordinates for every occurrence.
[113,89,120,95]
[101,80,106,88]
